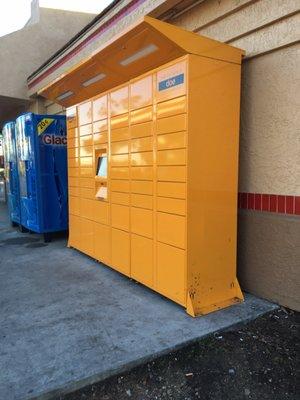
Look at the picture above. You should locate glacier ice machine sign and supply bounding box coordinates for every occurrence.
[41,134,67,146]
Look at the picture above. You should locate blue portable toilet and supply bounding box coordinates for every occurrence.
[2,121,21,225]
[15,113,68,241]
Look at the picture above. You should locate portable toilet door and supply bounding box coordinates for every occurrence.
[15,113,68,241]
[2,121,21,226]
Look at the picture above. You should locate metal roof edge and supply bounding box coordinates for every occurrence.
[27,0,121,82]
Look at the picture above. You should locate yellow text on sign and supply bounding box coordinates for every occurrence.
[37,118,54,135]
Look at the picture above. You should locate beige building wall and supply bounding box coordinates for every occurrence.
[43,99,65,116]
[0,7,96,100]
[0,2,95,127]
[169,0,300,310]
[240,45,300,196]
[170,0,300,196]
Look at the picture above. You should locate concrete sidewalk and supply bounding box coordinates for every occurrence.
[0,202,277,400]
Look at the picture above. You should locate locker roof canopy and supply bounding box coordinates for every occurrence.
[39,16,244,107]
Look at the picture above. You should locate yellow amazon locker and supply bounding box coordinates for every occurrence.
[41,17,244,316]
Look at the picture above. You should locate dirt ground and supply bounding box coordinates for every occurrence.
[61,308,299,400]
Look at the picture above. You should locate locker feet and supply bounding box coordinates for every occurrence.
[43,233,52,243]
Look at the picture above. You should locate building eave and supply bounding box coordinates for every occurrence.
[27,0,121,83]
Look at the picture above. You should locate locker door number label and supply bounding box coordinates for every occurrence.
[158,73,184,91]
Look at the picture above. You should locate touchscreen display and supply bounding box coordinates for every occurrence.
[96,155,107,177]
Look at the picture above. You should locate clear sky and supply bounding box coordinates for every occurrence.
[0,0,113,37]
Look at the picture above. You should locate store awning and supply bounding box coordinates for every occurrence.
[39,16,244,107]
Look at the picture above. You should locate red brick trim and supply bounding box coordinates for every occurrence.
[238,193,300,215]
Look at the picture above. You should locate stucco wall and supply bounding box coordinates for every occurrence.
[238,211,300,311]
[172,0,299,56]
[169,0,299,310]
[170,0,300,196]
[27,97,46,114]
[0,7,96,100]
[240,44,300,195]
[44,99,65,115]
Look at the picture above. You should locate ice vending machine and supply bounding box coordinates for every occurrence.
[15,113,68,241]
[2,121,21,225]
